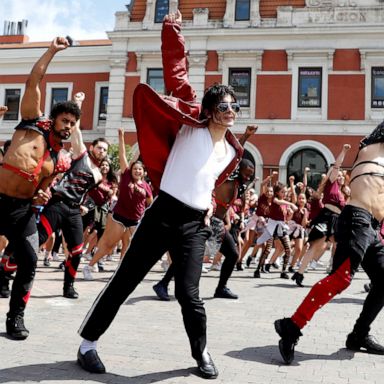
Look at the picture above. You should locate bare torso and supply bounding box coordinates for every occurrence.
[349,142,384,221]
[214,180,238,220]
[0,129,54,199]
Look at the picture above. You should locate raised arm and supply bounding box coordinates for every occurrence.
[238,125,258,146]
[118,128,129,173]
[21,37,70,120]
[161,10,196,102]
[70,92,87,158]
[328,144,351,183]
[289,175,297,204]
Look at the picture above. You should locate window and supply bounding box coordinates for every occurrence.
[235,0,250,21]
[371,67,384,108]
[147,68,165,94]
[298,68,322,108]
[229,68,251,107]
[287,148,327,190]
[3,88,21,120]
[50,87,68,112]
[98,86,109,122]
[154,0,169,23]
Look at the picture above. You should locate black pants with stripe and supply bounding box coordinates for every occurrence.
[79,191,211,360]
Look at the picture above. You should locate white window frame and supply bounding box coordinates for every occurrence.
[360,49,384,121]
[0,83,25,130]
[289,50,333,121]
[93,82,109,129]
[219,51,261,119]
[44,82,73,117]
[223,0,260,28]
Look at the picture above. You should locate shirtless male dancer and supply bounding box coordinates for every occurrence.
[275,122,384,363]
[0,37,80,340]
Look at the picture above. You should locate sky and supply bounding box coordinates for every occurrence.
[1,0,131,42]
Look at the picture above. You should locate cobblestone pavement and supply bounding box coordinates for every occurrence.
[0,251,383,384]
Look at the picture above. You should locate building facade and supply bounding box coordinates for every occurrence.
[2,0,384,188]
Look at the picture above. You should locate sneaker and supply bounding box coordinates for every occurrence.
[254,269,261,278]
[161,259,169,272]
[84,253,93,261]
[214,286,238,299]
[0,272,11,298]
[264,263,271,273]
[58,261,65,271]
[43,257,51,267]
[288,266,295,273]
[210,263,221,271]
[274,318,302,364]
[153,282,170,301]
[201,265,209,273]
[6,314,29,340]
[272,262,279,269]
[346,333,384,355]
[63,284,79,299]
[309,260,318,270]
[97,261,104,272]
[106,255,113,261]
[364,283,371,293]
[51,252,60,261]
[82,265,94,281]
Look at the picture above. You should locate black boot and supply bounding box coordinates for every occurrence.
[63,283,79,299]
[246,256,253,268]
[6,314,29,340]
[236,262,244,271]
[264,263,271,273]
[254,269,261,278]
[346,332,384,355]
[274,318,302,364]
[291,272,304,287]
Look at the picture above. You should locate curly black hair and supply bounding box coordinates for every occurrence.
[50,101,81,121]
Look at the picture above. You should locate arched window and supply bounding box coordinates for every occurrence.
[287,148,327,189]
[155,0,169,23]
[235,0,250,21]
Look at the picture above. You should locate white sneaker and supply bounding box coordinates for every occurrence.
[106,254,113,261]
[161,259,169,272]
[84,253,93,261]
[51,252,60,261]
[201,265,209,273]
[309,260,318,270]
[211,263,221,271]
[82,265,94,281]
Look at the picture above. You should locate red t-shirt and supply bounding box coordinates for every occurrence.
[113,169,152,221]
[256,194,271,218]
[322,179,345,210]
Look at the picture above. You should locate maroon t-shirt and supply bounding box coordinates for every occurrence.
[322,179,345,210]
[256,194,271,218]
[269,200,286,221]
[113,169,152,221]
[308,197,323,221]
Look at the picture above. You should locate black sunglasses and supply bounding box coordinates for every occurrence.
[216,102,241,113]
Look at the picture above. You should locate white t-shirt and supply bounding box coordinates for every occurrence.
[160,125,235,210]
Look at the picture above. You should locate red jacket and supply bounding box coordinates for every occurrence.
[133,20,243,192]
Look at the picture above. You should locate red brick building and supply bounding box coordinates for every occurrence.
[1,0,384,188]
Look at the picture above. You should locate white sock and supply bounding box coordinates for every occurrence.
[80,339,97,355]
[202,347,210,360]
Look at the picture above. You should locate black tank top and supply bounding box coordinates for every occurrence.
[52,152,98,205]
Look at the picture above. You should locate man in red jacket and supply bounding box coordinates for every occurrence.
[77,10,243,379]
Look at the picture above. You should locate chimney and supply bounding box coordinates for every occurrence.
[1,19,29,44]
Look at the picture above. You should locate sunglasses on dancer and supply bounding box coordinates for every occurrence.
[216,102,241,113]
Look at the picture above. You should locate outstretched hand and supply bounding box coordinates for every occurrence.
[164,9,182,25]
[0,106,8,118]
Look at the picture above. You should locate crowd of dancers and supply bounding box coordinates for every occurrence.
[0,9,383,380]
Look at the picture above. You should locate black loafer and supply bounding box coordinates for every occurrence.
[77,348,106,373]
[346,333,384,355]
[196,353,218,379]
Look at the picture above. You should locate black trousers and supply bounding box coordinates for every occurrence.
[79,191,211,360]
[0,194,38,317]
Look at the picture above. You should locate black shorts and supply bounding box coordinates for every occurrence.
[111,212,138,229]
[307,207,339,243]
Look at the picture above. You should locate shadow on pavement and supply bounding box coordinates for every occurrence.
[0,361,196,383]
[330,297,365,305]
[226,345,355,366]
